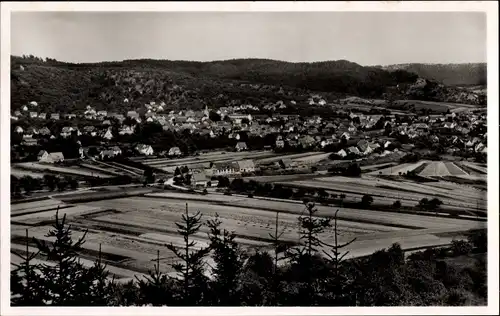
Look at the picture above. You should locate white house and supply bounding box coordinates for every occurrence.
[340,132,351,140]
[119,125,135,135]
[235,142,248,152]
[168,147,182,157]
[135,144,154,156]
[38,150,64,163]
[275,135,285,148]
[336,149,348,157]
[236,160,255,173]
[60,127,75,138]
[192,172,209,187]
[101,129,113,140]
[213,162,239,176]
[347,146,361,155]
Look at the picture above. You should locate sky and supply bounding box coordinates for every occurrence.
[11,11,487,65]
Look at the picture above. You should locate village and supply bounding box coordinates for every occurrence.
[11,96,487,168]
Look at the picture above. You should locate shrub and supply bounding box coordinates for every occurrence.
[361,194,374,207]
[451,240,473,256]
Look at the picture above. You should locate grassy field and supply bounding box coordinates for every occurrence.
[283,174,486,212]
[11,188,486,281]
[393,100,479,113]
[368,160,486,178]
[256,152,322,164]
[11,168,46,179]
[13,162,113,178]
[142,150,277,169]
[78,163,127,176]
[139,150,330,172]
[11,204,104,225]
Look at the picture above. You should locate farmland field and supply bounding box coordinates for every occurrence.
[142,150,277,169]
[78,163,126,176]
[11,168,46,179]
[11,187,486,281]
[368,160,486,178]
[13,162,113,178]
[284,173,486,212]
[256,152,322,164]
[140,150,330,172]
[11,204,104,225]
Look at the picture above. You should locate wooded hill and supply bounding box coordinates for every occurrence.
[11,55,486,114]
[379,63,487,86]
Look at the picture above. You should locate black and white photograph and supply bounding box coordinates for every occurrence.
[1,1,498,314]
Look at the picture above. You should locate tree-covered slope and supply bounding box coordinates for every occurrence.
[11,56,485,114]
[379,63,487,86]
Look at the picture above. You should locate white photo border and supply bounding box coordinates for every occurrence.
[1,1,498,316]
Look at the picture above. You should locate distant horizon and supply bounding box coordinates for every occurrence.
[11,12,486,66]
[11,54,488,67]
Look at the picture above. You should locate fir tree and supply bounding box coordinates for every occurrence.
[82,244,116,306]
[10,229,46,306]
[33,209,89,305]
[165,203,211,305]
[267,211,289,305]
[206,213,246,305]
[321,209,357,305]
[286,202,332,305]
[135,250,174,306]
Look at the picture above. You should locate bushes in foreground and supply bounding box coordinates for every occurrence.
[11,202,487,306]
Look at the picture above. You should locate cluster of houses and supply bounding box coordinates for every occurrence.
[13,97,487,164]
[174,159,258,188]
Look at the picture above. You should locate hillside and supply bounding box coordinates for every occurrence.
[11,56,485,114]
[379,63,487,86]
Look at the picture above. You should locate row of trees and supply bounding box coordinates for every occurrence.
[11,175,79,196]
[11,202,488,306]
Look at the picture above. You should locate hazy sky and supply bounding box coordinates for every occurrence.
[11,11,486,65]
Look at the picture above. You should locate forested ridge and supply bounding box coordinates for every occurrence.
[11,55,485,114]
[379,63,487,86]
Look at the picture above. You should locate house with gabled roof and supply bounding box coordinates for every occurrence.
[38,127,51,136]
[278,158,298,169]
[192,172,210,187]
[84,126,97,136]
[236,160,255,173]
[275,135,285,148]
[235,142,248,152]
[135,144,154,156]
[101,129,113,140]
[38,150,64,163]
[336,149,347,158]
[357,140,370,153]
[168,147,182,157]
[60,127,76,138]
[119,125,135,135]
[340,132,351,140]
[347,146,361,155]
